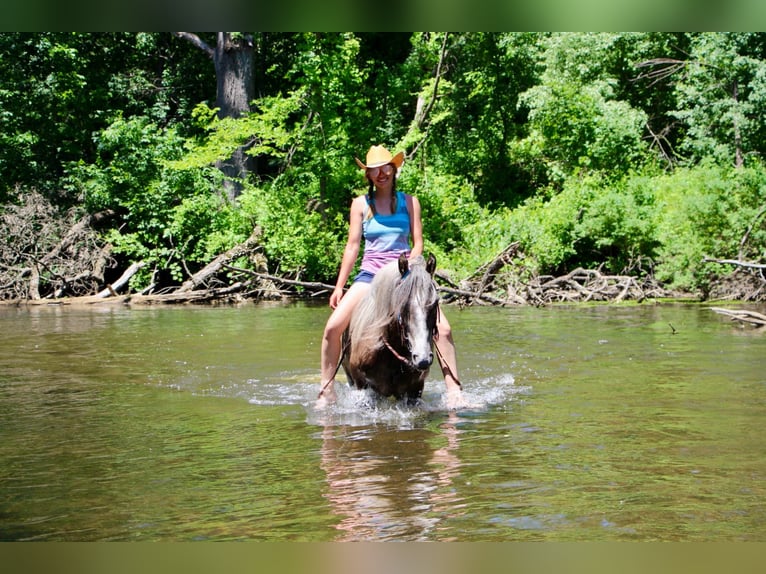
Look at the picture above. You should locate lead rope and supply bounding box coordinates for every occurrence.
[382,337,413,367]
[433,337,462,389]
[384,309,463,390]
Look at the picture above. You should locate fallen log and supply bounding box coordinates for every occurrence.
[709,307,766,327]
[95,261,145,298]
[703,257,766,270]
[176,227,263,293]
[11,284,250,307]
[223,264,336,295]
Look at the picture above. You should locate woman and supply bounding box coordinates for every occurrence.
[317,145,466,410]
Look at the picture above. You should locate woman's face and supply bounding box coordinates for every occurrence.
[367,163,395,189]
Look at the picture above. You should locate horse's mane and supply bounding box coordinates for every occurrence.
[348,255,438,364]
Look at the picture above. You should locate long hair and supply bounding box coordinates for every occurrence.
[366,173,398,217]
[347,255,437,367]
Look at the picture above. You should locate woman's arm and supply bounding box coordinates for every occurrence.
[407,194,424,258]
[329,196,365,308]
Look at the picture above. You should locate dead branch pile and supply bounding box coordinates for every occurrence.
[0,200,708,309]
[523,268,668,305]
[0,213,336,305]
[5,188,764,309]
[0,191,114,300]
[703,257,766,302]
[437,242,669,306]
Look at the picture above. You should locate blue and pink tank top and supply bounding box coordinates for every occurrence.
[360,191,411,275]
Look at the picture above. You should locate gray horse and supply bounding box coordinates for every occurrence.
[341,254,439,401]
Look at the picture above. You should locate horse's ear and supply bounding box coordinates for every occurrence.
[426,253,436,276]
[398,253,409,277]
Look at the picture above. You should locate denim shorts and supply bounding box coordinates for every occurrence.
[353,270,375,284]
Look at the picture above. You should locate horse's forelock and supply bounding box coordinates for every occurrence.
[392,260,438,321]
[350,258,437,344]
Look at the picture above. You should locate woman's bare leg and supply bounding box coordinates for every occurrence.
[317,282,370,407]
[434,306,467,409]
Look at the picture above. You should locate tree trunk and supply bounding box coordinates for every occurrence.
[732,80,744,169]
[214,33,255,201]
[174,32,255,201]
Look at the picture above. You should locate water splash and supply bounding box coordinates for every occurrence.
[237,372,529,428]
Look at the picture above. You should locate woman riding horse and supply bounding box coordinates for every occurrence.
[317,145,465,409]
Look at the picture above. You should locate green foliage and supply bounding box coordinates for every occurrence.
[520,78,650,183]
[239,174,345,282]
[441,169,661,280]
[66,115,239,286]
[175,90,306,173]
[422,32,543,207]
[398,166,483,255]
[652,162,766,292]
[673,33,766,167]
[0,32,213,202]
[3,32,766,300]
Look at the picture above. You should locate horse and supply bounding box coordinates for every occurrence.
[341,253,440,402]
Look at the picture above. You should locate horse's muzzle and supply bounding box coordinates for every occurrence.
[412,353,433,371]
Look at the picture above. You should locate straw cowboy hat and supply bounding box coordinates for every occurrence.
[355,145,405,170]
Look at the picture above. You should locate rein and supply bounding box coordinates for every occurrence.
[381,278,464,388]
[382,310,419,370]
[382,336,415,369]
[318,340,349,399]
[382,327,462,389]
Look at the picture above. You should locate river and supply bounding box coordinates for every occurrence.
[1,301,764,541]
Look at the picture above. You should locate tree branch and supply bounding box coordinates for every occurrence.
[172,32,215,59]
[703,257,766,270]
[416,32,449,130]
[406,33,450,160]
[739,204,766,261]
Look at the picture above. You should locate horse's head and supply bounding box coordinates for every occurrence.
[392,253,439,371]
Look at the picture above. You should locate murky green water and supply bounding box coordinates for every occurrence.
[1,301,764,541]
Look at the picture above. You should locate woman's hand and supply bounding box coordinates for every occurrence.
[329,287,344,309]
[316,383,337,409]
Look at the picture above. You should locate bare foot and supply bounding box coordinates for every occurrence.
[315,383,336,409]
[445,387,469,410]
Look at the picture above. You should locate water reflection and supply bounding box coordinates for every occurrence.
[319,413,464,542]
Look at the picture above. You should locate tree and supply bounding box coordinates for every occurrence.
[0,32,213,202]
[637,33,766,168]
[173,32,255,200]
[517,33,650,185]
[673,33,766,168]
[418,32,543,207]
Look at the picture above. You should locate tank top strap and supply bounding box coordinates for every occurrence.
[397,191,409,215]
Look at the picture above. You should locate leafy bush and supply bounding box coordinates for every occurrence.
[653,162,766,292]
[238,173,345,282]
[571,174,659,273]
[519,79,650,182]
[435,170,658,280]
[398,167,483,254]
[65,115,237,286]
